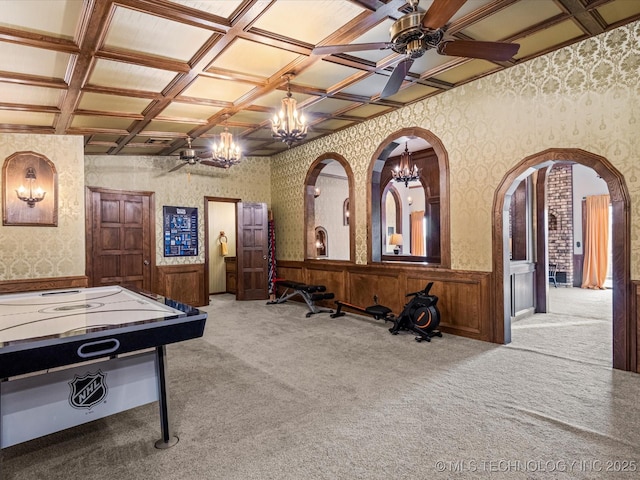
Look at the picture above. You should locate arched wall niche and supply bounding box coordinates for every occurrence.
[492,148,633,371]
[304,152,355,262]
[367,127,450,267]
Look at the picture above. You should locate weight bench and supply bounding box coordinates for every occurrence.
[266,280,335,317]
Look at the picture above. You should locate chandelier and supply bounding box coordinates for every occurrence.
[212,117,241,168]
[391,143,421,187]
[271,74,307,148]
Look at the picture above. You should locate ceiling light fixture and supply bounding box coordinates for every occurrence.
[212,115,241,168]
[271,74,307,148]
[391,143,421,187]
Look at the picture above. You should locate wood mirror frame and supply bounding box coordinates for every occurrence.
[304,153,355,262]
[367,127,450,267]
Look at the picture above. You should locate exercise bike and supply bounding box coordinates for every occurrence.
[331,282,442,343]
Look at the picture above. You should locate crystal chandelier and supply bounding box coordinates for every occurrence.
[212,118,241,168]
[391,143,421,187]
[271,74,307,148]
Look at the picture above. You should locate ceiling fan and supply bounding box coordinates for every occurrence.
[313,0,520,99]
[169,137,221,172]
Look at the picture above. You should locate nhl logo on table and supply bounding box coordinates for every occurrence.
[68,370,108,409]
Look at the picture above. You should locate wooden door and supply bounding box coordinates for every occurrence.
[86,187,154,290]
[236,202,268,300]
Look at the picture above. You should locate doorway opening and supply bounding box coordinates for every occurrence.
[205,197,239,298]
[508,163,614,366]
[493,148,633,371]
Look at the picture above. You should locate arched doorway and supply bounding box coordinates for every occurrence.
[492,148,633,371]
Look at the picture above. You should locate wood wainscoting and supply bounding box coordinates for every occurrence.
[0,276,88,294]
[631,281,640,372]
[156,264,207,307]
[276,261,493,341]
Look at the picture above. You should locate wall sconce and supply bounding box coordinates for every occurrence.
[407,196,413,206]
[343,198,349,226]
[16,167,46,208]
[389,233,403,255]
[314,187,321,198]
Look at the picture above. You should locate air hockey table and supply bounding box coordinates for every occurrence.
[0,285,207,449]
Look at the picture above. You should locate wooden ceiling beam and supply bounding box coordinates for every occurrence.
[555,0,606,35]
[0,26,80,54]
[55,0,115,134]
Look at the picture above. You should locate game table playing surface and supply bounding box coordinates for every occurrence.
[0,285,207,378]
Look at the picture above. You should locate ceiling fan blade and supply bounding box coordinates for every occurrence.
[200,160,224,168]
[168,162,187,173]
[197,151,213,159]
[422,0,467,29]
[313,42,393,55]
[438,40,520,61]
[380,57,414,99]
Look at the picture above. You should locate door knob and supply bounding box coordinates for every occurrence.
[144,260,150,266]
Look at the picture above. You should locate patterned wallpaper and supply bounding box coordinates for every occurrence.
[0,133,85,280]
[84,155,271,265]
[271,20,640,277]
[2,21,638,282]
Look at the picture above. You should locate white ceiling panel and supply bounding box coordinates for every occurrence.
[88,59,178,92]
[0,43,70,78]
[251,0,366,44]
[104,6,214,62]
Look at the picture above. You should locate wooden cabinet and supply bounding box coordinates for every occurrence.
[225,257,237,294]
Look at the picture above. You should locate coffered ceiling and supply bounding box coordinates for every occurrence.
[0,0,638,161]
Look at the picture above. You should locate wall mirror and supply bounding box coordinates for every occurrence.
[370,129,448,266]
[383,178,426,256]
[304,154,354,261]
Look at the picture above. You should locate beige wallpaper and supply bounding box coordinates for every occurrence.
[0,133,85,280]
[1,22,638,283]
[271,20,640,277]
[84,155,271,265]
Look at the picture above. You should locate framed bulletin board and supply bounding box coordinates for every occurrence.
[163,206,198,257]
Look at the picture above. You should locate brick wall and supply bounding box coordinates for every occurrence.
[547,164,573,285]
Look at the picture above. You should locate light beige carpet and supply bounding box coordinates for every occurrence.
[3,287,639,479]
[510,286,612,366]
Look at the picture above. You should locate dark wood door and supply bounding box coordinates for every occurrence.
[86,187,154,290]
[236,202,268,300]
